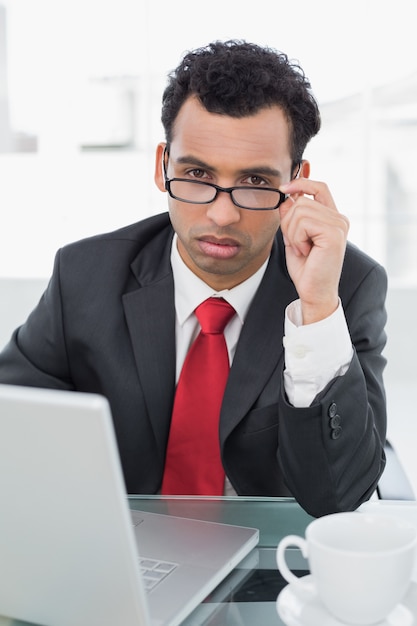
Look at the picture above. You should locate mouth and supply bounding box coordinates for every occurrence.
[197,236,241,260]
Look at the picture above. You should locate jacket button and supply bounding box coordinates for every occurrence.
[328,402,338,418]
[331,426,342,440]
[330,415,341,429]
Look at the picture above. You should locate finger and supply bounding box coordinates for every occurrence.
[280,178,336,210]
[280,201,349,260]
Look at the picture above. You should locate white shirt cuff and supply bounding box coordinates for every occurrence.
[283,299,353,407]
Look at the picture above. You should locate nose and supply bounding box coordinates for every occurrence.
[205,190,241,227]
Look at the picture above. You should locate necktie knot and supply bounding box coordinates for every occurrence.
[195,297,235,335]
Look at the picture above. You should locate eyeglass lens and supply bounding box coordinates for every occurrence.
[168,179,283,210]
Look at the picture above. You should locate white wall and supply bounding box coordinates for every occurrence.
[1,0,417,279]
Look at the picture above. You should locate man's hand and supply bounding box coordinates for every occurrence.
[279,177,349,325]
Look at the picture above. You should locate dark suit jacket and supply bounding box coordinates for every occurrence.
[0,213,387,517]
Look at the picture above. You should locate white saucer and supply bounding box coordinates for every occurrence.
[276,575,417,626]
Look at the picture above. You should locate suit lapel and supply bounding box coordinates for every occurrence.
[220,236,298,441]
[122,225,176,459]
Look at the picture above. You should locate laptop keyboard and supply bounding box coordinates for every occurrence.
[139,557,178,592]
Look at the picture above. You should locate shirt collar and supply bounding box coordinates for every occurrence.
[170,234,269,326]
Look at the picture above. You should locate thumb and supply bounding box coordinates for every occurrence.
[278,193,296,220]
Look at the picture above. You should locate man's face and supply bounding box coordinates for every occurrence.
[155,96,294,291]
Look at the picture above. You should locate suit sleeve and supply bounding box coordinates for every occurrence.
[277,262,387,517]
[0,250,74,390]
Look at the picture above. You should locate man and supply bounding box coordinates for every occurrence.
[0,40,387,517]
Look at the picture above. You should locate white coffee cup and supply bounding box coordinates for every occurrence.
[276,512,417,625]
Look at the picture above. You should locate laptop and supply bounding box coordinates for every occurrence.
[0,383,259,626]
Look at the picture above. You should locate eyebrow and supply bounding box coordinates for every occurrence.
[174,154,283,179]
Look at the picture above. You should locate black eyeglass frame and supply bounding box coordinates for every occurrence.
[163,148,301,211]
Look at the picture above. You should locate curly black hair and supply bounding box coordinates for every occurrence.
[161,40,321,167]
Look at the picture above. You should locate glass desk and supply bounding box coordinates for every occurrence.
[0,496,314,626]
[131,496,314,625]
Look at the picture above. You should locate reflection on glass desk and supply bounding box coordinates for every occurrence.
[0,496,313,626]
[131,497,313,625]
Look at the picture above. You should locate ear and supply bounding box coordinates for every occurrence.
[299,159,310,179]
[154,142,167,192]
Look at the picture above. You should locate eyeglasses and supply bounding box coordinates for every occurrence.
[163,149,299,211]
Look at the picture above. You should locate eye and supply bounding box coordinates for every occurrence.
[186,168,209,180]
[242,175,269,187]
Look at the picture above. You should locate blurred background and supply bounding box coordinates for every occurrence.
[1,0,417,492]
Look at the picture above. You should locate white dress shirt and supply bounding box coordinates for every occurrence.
[171,236,267,380]
[170,235,353,494]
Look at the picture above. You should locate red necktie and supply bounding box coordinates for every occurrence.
[161,297,236,495]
